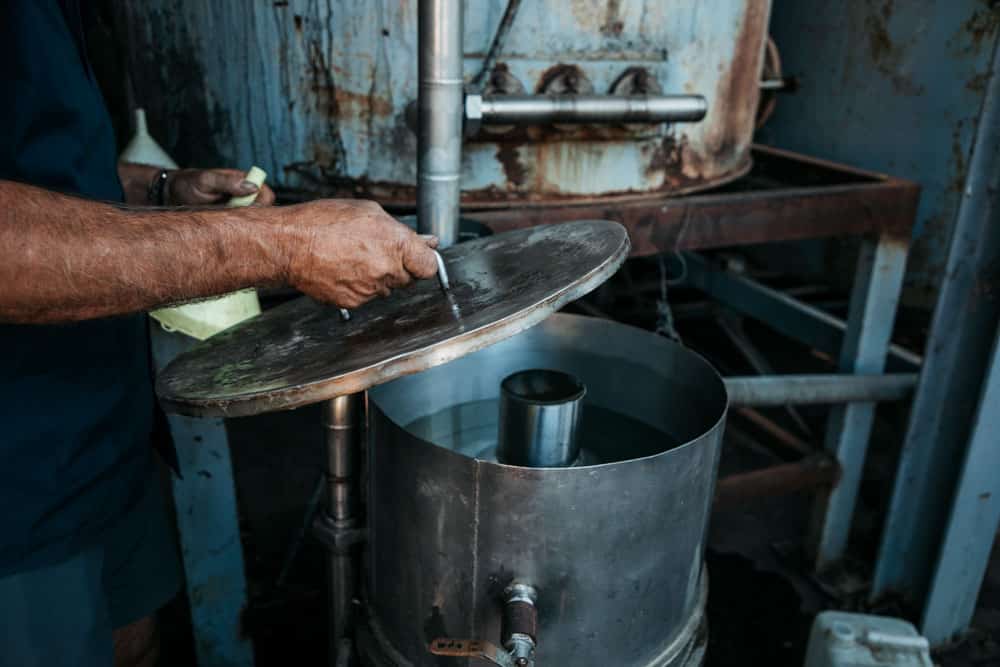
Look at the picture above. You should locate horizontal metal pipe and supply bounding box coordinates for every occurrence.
[724,373,918,407]
[473,93,708,125]
[714,454,841,509]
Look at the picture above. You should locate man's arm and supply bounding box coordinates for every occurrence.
[0,179,437,324]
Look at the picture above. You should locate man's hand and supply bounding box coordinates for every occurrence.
[282,199,439,308]
[166,168,277,207]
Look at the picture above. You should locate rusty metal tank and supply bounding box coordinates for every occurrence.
[119,0,772,205]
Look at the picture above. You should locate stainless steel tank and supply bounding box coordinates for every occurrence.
[363,314,728,666]
[118,0,772,203]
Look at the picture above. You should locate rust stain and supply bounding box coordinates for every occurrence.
[964,6,1000,51]
[863,0,925,96]
[702,0,770,169]
[495,144,527,187]
[950,121,968,194]
[304,40,347,175]
[601,0,625,36]
[966,71,991,93]
[333,88,393,117]
[643,133,716,192]
[866,15,893,63]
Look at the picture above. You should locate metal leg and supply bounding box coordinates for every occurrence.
[149,325,255,667]
[317,394,363,667]
[871,41,1000,608]
[921,325,1000,644]
[809,233,908,570]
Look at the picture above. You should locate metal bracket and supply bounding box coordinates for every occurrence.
[312,514,367,554]
[429,639,515,667]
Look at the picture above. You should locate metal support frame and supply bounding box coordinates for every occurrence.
[684,252,920,372]
[315,393,364,667]
[871,39,1000,641]
[809,234,909,570]
[921,325,1000,645]
[149,326,255,667]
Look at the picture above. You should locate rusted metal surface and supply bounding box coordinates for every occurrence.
[759,0,1000,306]
[429,639,513,667]
[118,0,771,202]
[713,453,841,509]
[471,145,920,254]
[156,221,629,418]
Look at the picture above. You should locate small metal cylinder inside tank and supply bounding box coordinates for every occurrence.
[497,369,586,467]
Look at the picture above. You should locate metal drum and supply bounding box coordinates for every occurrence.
[118,0,771,203]
[363,314,728,666]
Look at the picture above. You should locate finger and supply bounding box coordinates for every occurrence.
[401,238,439,279]
[418,234,440,249]
[251,184,277,207]
[332,291,366,309]
[385,267,413,289]
[197,169,258,198]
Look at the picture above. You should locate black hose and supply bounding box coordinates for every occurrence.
[471,0,522,93]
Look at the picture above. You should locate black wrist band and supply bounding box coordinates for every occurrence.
[147,169,170,206]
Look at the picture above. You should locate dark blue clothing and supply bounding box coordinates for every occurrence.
[0,2,155,574]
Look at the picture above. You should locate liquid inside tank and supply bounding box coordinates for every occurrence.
[364,314,728,667]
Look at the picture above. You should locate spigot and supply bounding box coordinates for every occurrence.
[429,582,539,667]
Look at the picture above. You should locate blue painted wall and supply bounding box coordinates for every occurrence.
[757,0,1000,306]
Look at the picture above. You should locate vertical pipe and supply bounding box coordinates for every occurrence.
[417,0,464,248]
[497,369,585,467]
[323,394,361,665]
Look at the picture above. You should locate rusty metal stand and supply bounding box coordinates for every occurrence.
[474,144,920,572]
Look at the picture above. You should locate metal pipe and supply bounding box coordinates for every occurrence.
[417,0,464,248]
[497,369,585,467]
[724,373,918,407]
[322,393,361,665]
[502,583,539,667]
[714,454,841,509]
[469,93,708,126]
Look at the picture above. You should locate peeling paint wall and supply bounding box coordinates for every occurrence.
[757,0,1000,306]
[117,0,770,204]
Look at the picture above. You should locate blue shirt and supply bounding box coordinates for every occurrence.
[0,1,155,574]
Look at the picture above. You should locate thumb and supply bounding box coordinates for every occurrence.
[402,238,440,279]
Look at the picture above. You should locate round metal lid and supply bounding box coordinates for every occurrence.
[156,220,629,417]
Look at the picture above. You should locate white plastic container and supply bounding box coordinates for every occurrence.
[804,611,933,667]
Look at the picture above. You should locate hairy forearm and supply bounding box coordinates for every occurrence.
[0,179,289,323]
